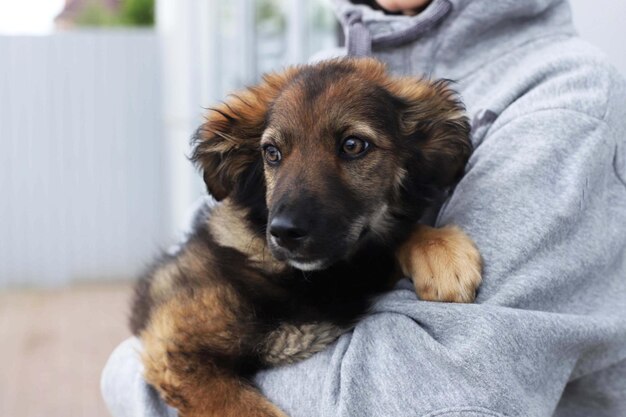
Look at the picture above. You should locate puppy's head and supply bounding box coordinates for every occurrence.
[192,58,471,271]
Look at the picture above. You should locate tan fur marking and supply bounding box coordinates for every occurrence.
[344,122,380,141]
[260,127,282,146]
[209,200,287,274]
[262,322,348,366]
[149,262,180,302]
[397,225,482,303]
[393,166,408,193]
[148,243,215,304]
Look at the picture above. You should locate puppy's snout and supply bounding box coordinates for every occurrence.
[269,215,309,250]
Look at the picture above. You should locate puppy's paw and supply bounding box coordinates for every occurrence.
[397,225,482,303]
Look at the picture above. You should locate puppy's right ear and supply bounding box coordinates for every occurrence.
[387,78,472,190]
[191,68,299,201]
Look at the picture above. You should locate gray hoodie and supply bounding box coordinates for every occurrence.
[101,1,626,416]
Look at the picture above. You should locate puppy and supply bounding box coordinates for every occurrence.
[130,57,482,417]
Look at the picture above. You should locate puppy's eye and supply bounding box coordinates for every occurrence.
[340,136,370,159]
[263,145,282,164]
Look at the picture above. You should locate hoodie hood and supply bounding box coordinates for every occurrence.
[332,0,577,79]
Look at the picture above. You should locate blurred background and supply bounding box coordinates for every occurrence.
[0,0,624,416]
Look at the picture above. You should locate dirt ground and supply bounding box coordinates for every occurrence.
[0,282,133,417]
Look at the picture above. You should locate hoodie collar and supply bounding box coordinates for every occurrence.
[338,0,452,56]
[333,0,576,79]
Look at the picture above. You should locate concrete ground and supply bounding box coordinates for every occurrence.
[0,283,133,417]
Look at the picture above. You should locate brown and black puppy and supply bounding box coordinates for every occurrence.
[130,57,482,417]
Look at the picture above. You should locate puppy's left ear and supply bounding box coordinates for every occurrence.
[191,67,300,201]
[388,78,472,189]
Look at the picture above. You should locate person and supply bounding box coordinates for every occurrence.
[101,0,626,416]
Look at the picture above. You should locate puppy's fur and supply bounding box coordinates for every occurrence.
[130,58,482,417]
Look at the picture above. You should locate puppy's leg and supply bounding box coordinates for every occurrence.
[141,286,288,417]
[396,224,482,303]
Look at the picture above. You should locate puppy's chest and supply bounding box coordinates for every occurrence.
[271,250,399,324]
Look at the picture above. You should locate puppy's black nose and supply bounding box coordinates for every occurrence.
[269,216,308,250]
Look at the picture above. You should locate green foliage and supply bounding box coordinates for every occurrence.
[74,0,154,28]
[119,0,154,26]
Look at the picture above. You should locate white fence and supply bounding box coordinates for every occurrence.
[0,31,168,287]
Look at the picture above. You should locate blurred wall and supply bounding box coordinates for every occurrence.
[570,0,626,75]
[0,31,167,287]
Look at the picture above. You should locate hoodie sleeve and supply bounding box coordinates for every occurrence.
[254,108,626,417]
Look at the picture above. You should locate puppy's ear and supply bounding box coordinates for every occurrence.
[387,78,472,189]
[191,68,299,201]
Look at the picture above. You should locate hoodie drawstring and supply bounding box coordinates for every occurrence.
[345,11,372,57]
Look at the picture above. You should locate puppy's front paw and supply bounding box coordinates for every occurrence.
[397,225,482,303]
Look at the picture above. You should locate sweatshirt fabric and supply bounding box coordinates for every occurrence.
[101,0,626,416]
